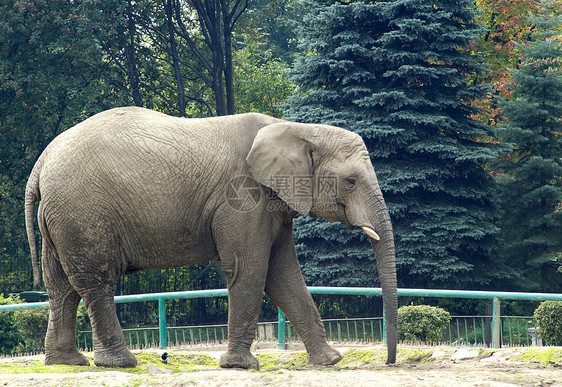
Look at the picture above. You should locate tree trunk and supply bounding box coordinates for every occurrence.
[164,0,186,116]
[123,0,143,107]
[222,11,235,115]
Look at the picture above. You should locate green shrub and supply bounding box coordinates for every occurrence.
[0,295,91,355]
[12,305,91,353]
[534,301,562,345]
[0,294,23,354]
[76,305,91,332]
[398,304,451,344]
[12,307,49,353]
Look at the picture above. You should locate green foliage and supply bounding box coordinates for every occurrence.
[294,220,376,287]
[0,0,558,325]
[533,301,562,345]
[0,0,294,299]
[0,0,127,293]
[11,307,49,353]
[512,347,562,365]
[0,296,90,355]
[286,0,508,288]
[397,304,451,344]
[116,264,229,328]
[238,0,302,63]
[0,295,22,354]
[234,34,294,118]
[495,3,562,292]
[76,306,91,332]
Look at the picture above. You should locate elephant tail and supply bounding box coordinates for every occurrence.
[25,157,43,290]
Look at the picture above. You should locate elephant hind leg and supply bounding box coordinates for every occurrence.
[81,291,136,368]
[43,247,89,366]
[66,266,136,368]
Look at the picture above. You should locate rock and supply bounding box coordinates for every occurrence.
[451,349,479,361]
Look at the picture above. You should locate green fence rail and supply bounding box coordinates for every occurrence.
[75,315,542,350]
[2,287,562,351]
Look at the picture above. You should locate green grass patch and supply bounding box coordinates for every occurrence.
[399,348,434,364]
[337,349,387,367]
[477,349,494,359]
[2,347,561,374]
[510,348,562,365]
[135,351,218,371]
[0,351,219,375]
[255,351,307,370]
[257,347,447,369]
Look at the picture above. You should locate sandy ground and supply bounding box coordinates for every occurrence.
[0,346,561,387]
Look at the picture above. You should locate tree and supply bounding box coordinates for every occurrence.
[495,2,562,292]
[474,0,545,125]
[285,0,509,289]
[0,0,281,295]
[91,0,152,108]
[172,0,250,115]
[91,0,252,117]
[233,34,294,118]
[0,0,127,293]
[237,0,301,63]
[91,0,211,116]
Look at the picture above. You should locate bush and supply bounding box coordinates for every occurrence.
[398,304,451,344]
[534,301,562,345]
[12,307,49,353]
[0,294,23,354]
[0,294,91,355]
[12,305,91,353]
[76,305,91,332]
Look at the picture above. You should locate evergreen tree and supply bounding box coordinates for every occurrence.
[495,3,562,292]
[285,0,509,288]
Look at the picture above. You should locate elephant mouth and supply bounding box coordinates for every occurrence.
[340,203,380,240]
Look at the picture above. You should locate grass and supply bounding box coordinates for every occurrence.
[509,348,562,365]
[0,346,560,374]
[0,351,219,375]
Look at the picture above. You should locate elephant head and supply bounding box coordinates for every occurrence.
[246,121,398,364]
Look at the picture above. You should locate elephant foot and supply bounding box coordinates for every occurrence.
[220,350,259,370]
[307,346,343,366]
[94,347,137,368]
[45,350,90,366]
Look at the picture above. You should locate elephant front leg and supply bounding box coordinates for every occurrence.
[218,254,269,370]
[265,232,343,366]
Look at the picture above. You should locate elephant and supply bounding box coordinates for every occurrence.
[25,107,397,369]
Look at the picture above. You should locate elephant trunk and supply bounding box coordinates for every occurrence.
[367,200,397,364]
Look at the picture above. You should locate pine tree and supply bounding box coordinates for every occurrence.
[285,0,509,288]
[495,3,562,292]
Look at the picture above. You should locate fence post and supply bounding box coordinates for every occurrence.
[277,308,287,349]
[158,297,167,349]
[491,297,501,348]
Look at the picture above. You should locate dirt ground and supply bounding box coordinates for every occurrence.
[0,345,561,387]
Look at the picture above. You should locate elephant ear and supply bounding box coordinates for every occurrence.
[246,123,316,215]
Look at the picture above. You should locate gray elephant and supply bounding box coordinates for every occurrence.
[25,107,397,368]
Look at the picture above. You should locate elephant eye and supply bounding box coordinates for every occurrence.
[345,177,357,188]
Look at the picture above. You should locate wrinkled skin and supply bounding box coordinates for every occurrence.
[25,107,397,369]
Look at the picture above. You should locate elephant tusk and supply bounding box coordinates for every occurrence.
[361,226,380,241]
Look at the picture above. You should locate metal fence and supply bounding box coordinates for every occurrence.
[74,315,542,350]
[2,287,562,352]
